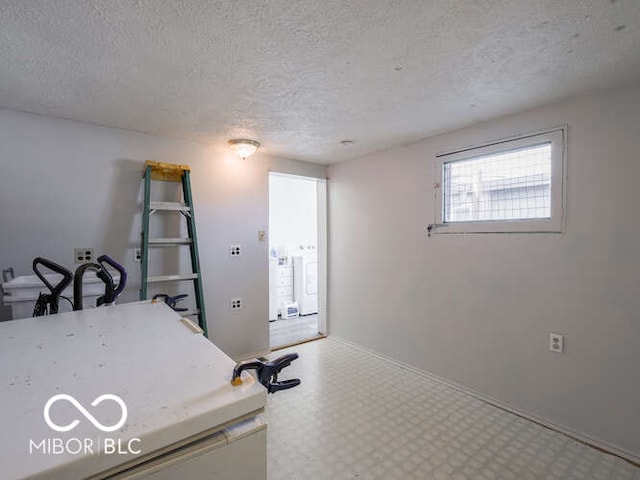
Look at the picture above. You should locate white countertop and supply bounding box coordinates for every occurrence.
[0,301,266,480]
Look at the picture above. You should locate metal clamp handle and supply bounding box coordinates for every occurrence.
[33,258,73,296]
[97,255,127,298]
[73,263,103,310]
[96,255,127,305]
[32,258,73,314]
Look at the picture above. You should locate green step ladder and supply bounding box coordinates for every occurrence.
[140,161,208,337]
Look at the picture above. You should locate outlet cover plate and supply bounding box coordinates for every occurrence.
[133,248,142,263]
[74,248,94,264]
[549,333,564,354]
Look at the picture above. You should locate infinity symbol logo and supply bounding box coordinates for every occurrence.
[44,394,128,433]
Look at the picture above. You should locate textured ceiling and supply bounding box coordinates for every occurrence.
[1,1,639,164]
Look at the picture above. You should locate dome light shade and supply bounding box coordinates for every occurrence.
[228,139,260,159]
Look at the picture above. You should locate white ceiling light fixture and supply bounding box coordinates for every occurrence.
[228,139,260,160]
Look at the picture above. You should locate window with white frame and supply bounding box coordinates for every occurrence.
[433,128,566,233]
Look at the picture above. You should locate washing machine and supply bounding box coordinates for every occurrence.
[292,253,318,315]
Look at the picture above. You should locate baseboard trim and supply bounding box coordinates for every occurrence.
[329,335,640,467]
[271,334,326,352]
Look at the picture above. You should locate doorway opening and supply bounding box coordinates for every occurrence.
[268,172,326,349]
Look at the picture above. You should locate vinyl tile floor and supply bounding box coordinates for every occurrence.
[265,338,640,480]
[269,314,320,348]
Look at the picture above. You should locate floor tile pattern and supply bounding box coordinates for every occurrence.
[269,314,319,348]
[265,338,639,480]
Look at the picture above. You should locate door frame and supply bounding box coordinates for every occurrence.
[316,177,327,335]
[267,172,327,336]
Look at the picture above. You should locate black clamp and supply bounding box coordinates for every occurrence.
[152,293,189,312]
[32,257,73,315]
[73,255,128,310]
[96,255,127,306]
[231,353,301,394]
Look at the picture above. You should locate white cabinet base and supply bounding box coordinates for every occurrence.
[112,418,267,480]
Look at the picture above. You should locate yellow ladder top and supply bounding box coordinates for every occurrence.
[145,160,191,182]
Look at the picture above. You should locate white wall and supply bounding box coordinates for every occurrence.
[269,174,317,254]
[327,83,640,460]
[0,108,326,359]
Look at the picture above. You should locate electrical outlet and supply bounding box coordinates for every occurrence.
[230,298,243,310]
[133,248,142,263]
[230,245,241,257]
[74,248,94,264]
[258,230,266,242]
[549,333,564,354]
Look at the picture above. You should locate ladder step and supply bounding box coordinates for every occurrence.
[145,160,190,182]
[147,273,199,283]
[148,238,192,246]
[149,201,191,212]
